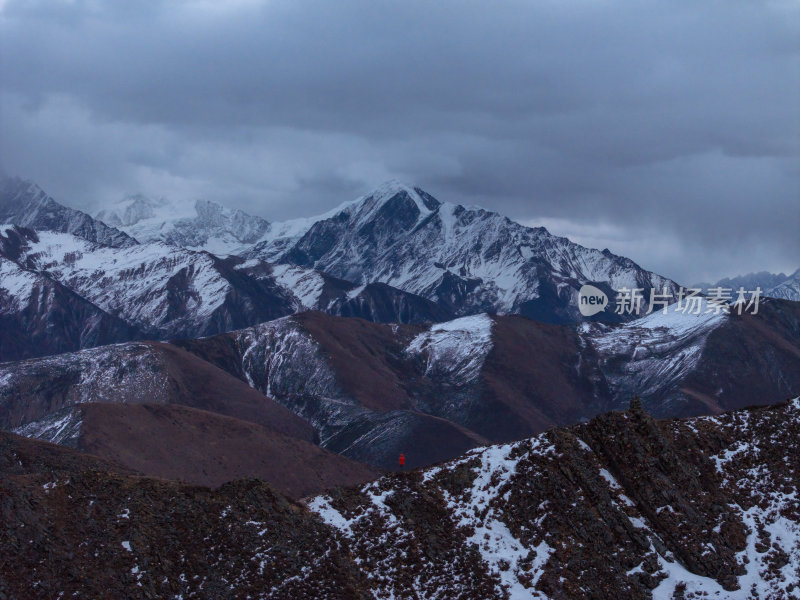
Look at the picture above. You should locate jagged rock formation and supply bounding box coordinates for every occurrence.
[309,397,800,599]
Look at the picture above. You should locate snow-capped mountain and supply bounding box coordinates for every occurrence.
[95,194,270,255]
[0,223,452,361]
[254,180,682,322]
[3,177,684,324]
[0,176,136,248]
[0,225,296,341]
[693,270,788,292]
[695,269,800,302]
[766,268,800,301]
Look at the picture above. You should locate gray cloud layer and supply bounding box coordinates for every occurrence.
[1,0,798,283]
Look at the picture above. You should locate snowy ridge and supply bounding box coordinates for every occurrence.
[766,268,800,302]
[16,230,232,334]
[267,264,326,310]
[6,177,685,324]
[96,194,270,255]
[0,177,136,248]
[0,225,304,341]
[307,435,558,598]
[12,407,83,447]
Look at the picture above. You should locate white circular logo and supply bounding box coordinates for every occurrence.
[578,284,608,317]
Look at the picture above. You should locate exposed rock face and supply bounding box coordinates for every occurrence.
[0,176,136,248]
[3,399,799,598]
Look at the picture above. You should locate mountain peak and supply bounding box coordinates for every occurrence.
[361,180,441,214]
[0,176,49,208]
[0,176,137,248]
[94,193,270,251]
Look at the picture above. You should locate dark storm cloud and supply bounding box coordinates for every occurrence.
[0,0,797,283]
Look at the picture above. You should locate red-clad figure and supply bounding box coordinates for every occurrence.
[398,453,406,468]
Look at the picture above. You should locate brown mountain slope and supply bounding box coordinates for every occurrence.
[679,298,800,414]
[0,431,372,600]
[175,312,616,468]
[74,402,378,496]
[0,340,315,443]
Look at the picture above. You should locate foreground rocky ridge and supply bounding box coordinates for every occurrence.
[308,397,800,599]
[2,399,799,599]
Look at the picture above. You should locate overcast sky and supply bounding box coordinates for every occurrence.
[1,0,798,283]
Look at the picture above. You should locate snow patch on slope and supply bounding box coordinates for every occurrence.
[269,264,325,309]
[0,256,39,308]
[406,314,494,382]
[451,440,556,598]
[588,300,727,402]
[13,407,83,446]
